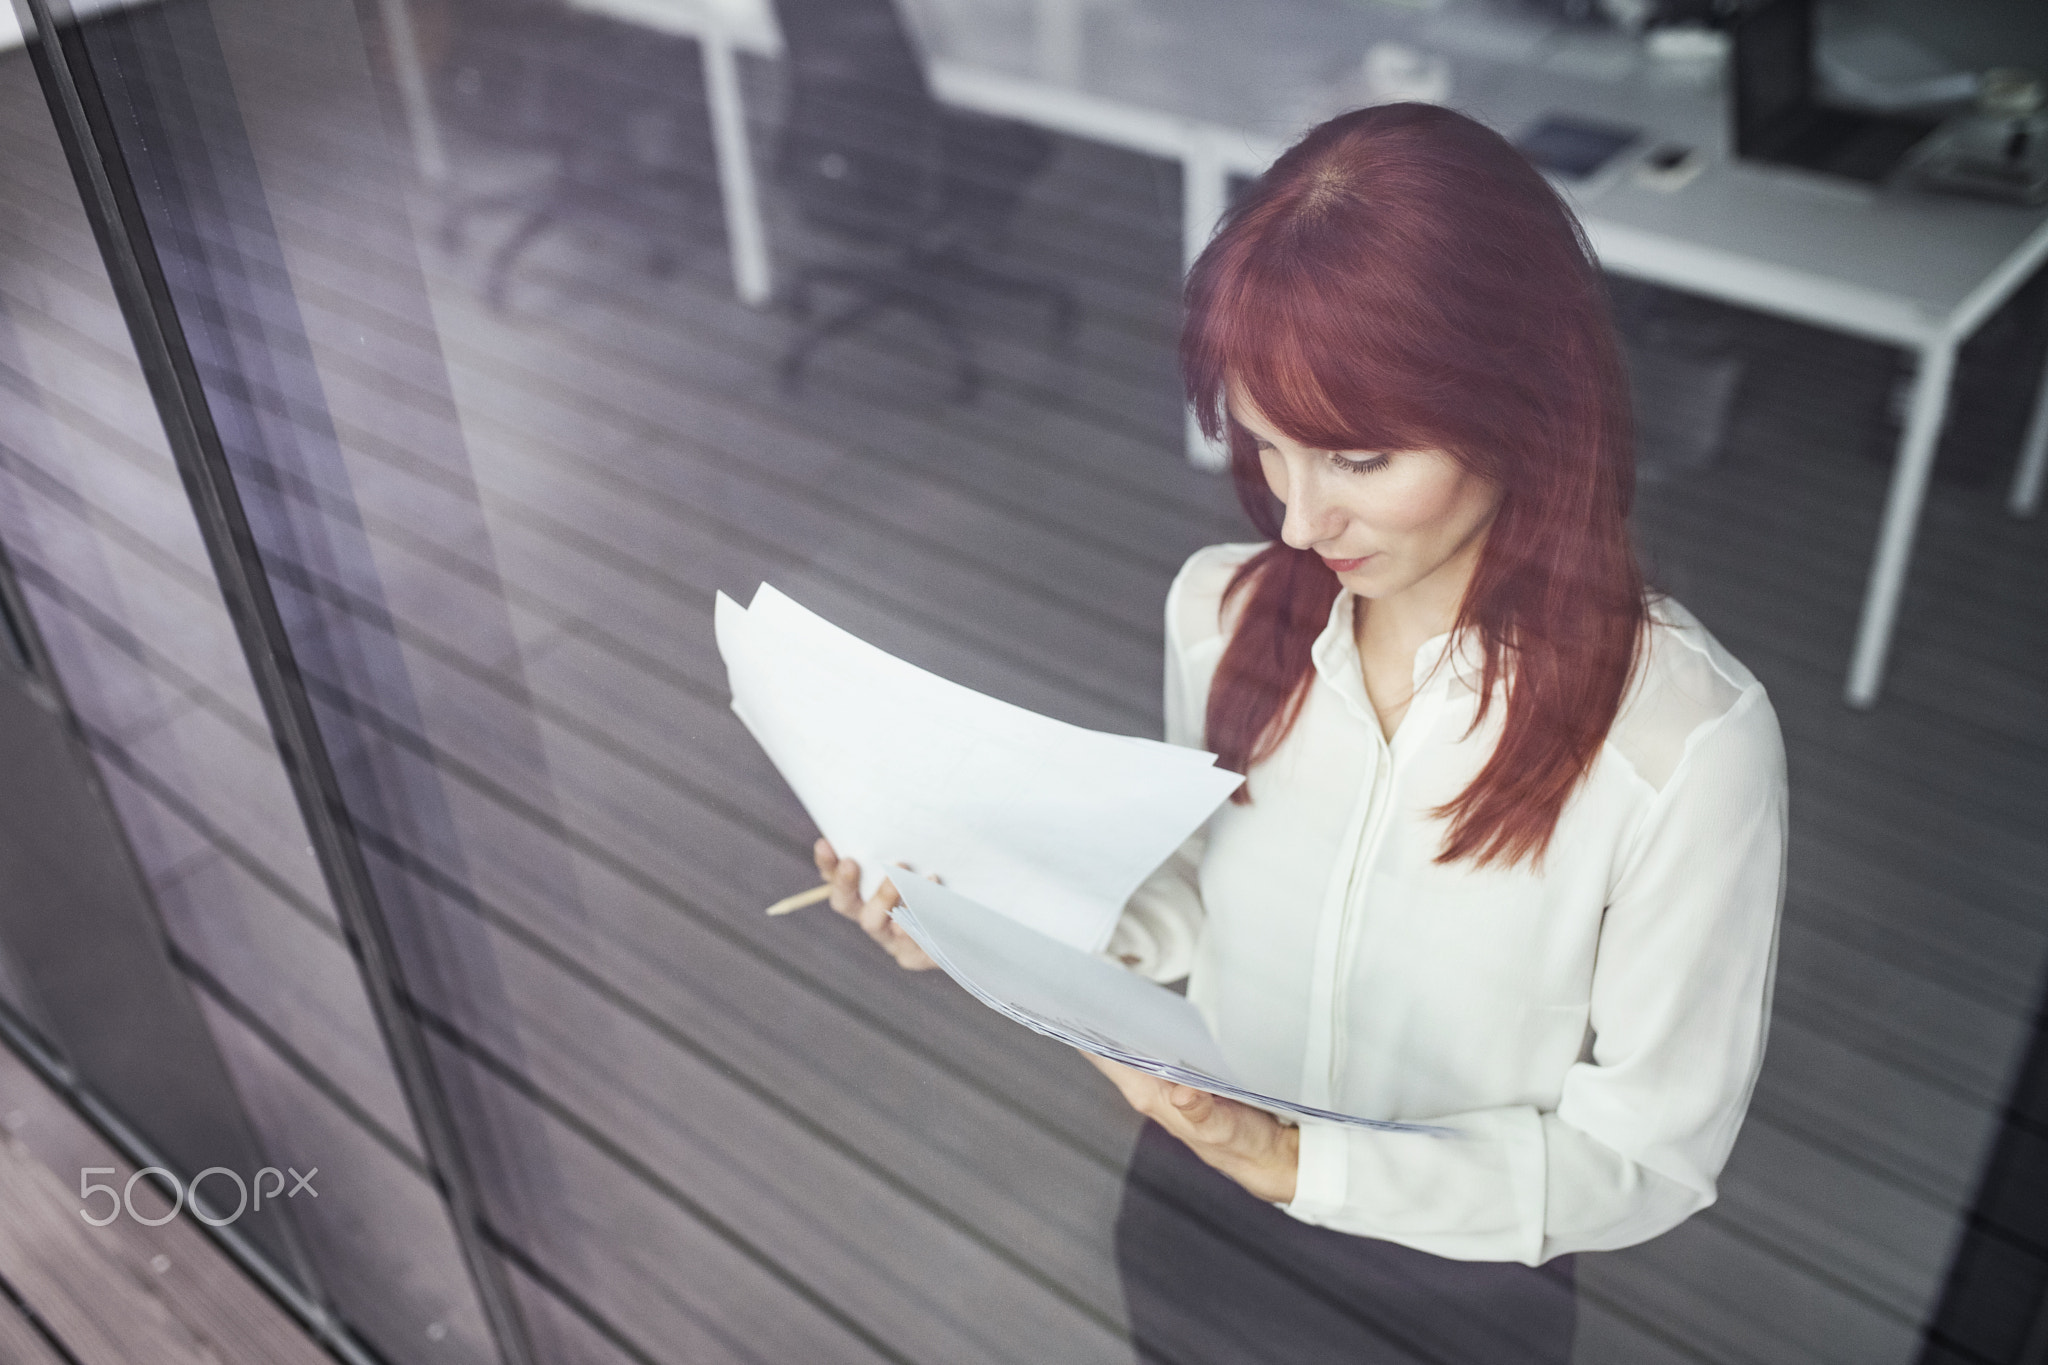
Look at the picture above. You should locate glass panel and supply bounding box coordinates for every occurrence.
[10,0,2048,1363]
[0,27,497,1364]
[0,915,46,1042]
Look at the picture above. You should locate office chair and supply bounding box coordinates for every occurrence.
[437,1,719,310]
[770,0,1077,400]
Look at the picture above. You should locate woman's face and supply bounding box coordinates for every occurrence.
[1236,393,1503,608]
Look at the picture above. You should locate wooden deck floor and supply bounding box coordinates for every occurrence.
[0,1041,333,1365]
[1,21,2046,1365]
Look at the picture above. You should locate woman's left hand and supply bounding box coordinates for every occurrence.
[1085,1053,1300,1204]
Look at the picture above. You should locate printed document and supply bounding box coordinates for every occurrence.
[890,876,1448,1134]
[715,584,1241,952]
[717,584,1444,1132]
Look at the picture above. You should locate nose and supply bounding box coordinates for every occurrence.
[1275,462,1342,552]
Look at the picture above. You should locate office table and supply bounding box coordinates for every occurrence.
[906,0,2048,708]
[393,0,2048,706]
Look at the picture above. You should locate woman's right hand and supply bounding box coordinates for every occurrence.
[813,837,938,972]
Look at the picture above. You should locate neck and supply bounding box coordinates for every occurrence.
[1353,534,1485,666]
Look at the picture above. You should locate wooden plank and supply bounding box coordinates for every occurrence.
[1570,1292,1709,1365]
[0,1291,69,1365]
[1715,1118,1960,1317]
[420,1031,924,1365]
[185,994,500,1365]
[327,650,1148,1161]
[1576,1211,1922,1365]
[0,1048,333,1365]
[153,847,422,1159]
[421,927,1134,1364]
[1751,1014,2006,1206]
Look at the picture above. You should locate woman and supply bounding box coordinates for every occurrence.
[819,103,1786,1364]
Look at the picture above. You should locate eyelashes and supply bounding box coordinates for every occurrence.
[1252,441,1392,475]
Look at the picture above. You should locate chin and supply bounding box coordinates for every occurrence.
[1337,564,1400,597]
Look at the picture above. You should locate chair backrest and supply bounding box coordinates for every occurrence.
[441,2,705,149]
[769,0,942,240]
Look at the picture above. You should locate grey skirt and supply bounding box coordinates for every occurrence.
[1115,1121,1577,1365]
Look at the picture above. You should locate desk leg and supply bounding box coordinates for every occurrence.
[1183,135,1229,470]
[2007,347,2048,518]
[1033,0,1086,85]
[1846,340,1956,708]
[377,0,446,184]
[701,31,773,308]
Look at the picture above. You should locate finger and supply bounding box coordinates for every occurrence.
[1146,1087,1233,1149]
[1169,1086,1217,1127]
[812,837,836,878]
[828,856,862,917]
[1083,1053,1166,1116]
[887,933,939,971]
[857,876,903,939]
[1177,1095,1284,1171]
[1093,1060,1175,1118]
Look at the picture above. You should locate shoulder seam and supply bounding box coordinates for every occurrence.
[1603,675,1768,797]
[1648,604,1754,695]
[1609,682,1775,891]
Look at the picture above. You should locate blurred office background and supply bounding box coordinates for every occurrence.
[0,0,2042,1363]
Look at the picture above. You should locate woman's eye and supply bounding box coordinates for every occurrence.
[1331,452,1391,474]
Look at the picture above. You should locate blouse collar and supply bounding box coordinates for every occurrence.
[1308,588,1489,728]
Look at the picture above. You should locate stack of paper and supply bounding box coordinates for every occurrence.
[715,584,1243,952]
[717,584,1444,1134]
[889,876,1449,1135]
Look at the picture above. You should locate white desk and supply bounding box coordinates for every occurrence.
[393,0,2048,707]
[376,0,782,301]
[566,0,782,307]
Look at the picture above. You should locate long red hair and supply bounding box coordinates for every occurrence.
[1185,103,1647,870]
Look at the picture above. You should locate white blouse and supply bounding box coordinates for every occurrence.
[1107,543,1787,1266]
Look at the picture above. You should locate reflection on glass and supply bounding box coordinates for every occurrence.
[0,17,497,1359]
[1,0,2045,1362]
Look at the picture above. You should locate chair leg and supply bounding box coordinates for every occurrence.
[442,183,554,254]
[780,265,869,323]
[903,294,980,402]
[483,202,565,311]
[778,264,988,401]
[779,292,894,394]
[937,256,1078,348]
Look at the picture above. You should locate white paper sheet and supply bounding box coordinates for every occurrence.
[715,584,1243,952]
[889,877,1452,1135]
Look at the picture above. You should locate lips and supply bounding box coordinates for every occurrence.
[1320,554,1374,573]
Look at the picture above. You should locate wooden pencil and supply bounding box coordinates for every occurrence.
[764,883,833,917]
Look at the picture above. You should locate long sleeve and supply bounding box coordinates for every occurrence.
[1105,831,1206,983]
[1283,686,1788,1264]
[1103,545,1255,983]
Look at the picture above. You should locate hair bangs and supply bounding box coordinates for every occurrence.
[1190,215,1448,462]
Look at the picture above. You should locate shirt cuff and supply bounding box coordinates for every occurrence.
[1504,1107,1547,1266]
[1101,914,1159,974]
[1281,1121,1349,1217]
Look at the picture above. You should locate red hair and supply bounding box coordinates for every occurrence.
[1184,103,1647,869]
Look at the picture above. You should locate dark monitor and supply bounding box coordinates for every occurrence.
[1732,0,1814,158]
[1729,0,1936,182]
